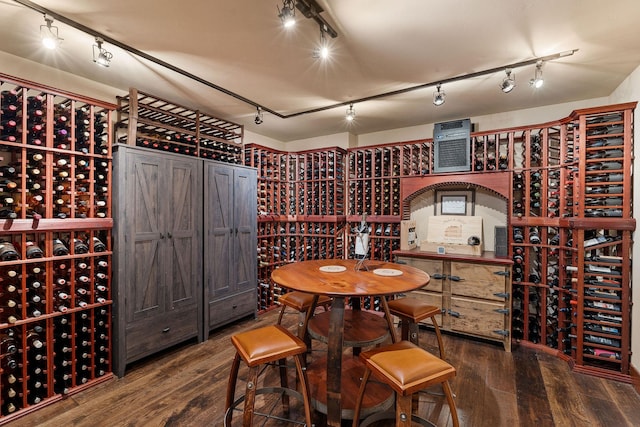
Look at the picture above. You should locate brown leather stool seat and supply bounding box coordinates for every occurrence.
[387,297,445,359]
[352,340,459,427]
[277,291,332,339]
[225,325,313,426]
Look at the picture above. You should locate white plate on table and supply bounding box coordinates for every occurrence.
[373,268,403,277]
[319,265,347,273]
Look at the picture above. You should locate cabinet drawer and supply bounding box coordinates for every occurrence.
[450,297,508,340]
[208,290,256,329]
[409,290,443,326]
[399,258,444,293]
[126,305,199,362]
[450,262,508,301]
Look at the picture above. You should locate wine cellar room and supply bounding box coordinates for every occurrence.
[1,1,640,426]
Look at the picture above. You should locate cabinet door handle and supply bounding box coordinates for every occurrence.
[160,233,165,239]
[448,309,461,318]
[449,275,463,282]
[395,259,407,265]
[432,273,444,280]
[167,232,172,239]
[494,308,510,314]
[493,329,510,337]
[494,270,510,277]
[162,327,170,333]
[493,292,510,299]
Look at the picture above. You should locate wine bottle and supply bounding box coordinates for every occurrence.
[0,241,20,261]
[25,241,44,259]
[52,239,70,256]
[92,237,107,252]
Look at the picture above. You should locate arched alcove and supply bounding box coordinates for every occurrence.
[401,172,510,252]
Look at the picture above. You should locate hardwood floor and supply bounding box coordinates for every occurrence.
[9,309,640,427]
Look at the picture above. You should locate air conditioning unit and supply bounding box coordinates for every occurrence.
[433,119,472,173]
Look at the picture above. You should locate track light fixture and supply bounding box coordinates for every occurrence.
[254,107,264,125]
[313,27,330,59]
[40,15,62,50]
[277,0,296,28]
[345,103,356,121]
[530,61,544,88]
[433,84,445,106]
[500,69,516,93]
[92,38,113,67]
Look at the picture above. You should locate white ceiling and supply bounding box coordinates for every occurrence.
[1,0,640,142]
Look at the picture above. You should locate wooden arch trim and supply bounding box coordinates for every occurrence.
[400,171,511,219]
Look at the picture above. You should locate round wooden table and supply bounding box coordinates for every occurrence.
[271,258,430,427]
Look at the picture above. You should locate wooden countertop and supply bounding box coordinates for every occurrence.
[394,248,514,265]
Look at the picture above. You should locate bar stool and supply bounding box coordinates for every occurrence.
[352,340,459,427]
[387,297,445,359]
[277,291,332,339]
[225,325,313,427]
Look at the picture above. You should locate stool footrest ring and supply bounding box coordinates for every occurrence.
[224,387,310,426]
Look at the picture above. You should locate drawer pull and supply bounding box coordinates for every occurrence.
[162,327,170,333]
[493,292,510,299]
[395,259,407,265]
[448,309,461,318]
[493,329,510,337]
[494,308,510,314]
[232,304,238,309]
[494,270,510,277]
[449,275,462,282]
[432,273,444,280]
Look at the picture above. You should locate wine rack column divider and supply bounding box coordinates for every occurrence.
[0,73,115,424]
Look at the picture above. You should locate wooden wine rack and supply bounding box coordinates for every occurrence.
[247,103,635,381]
[0,73,115,423]
[245,144,347,313]
[115,88,244,164]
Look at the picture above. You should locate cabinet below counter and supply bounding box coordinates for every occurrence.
[394,249,513,351]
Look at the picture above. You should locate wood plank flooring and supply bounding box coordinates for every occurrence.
[7,309,640,427]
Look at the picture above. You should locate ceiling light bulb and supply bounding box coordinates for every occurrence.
[433,84,445,106]
[346,104,356,121]
[530,61,544,88]
[277,0,296,28]
[501,69,516,93]
[40,16,62,50]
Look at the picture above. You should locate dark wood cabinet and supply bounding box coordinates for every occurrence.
[204,161,257,330]
[113,145,203,377]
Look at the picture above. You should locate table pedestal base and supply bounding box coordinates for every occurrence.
[306,354,394,421]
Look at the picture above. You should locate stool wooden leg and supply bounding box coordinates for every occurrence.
[277,305,287,325]
[352,367,372,427]
[293,353,313,427]
[278,358,291,413]
[381,298,398,343]
[430,315,446,359]
[399,319,411,342]
[396,394,412,427]
[242,366,259,427]
[442,380,459,427]
[225,353,241,426]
